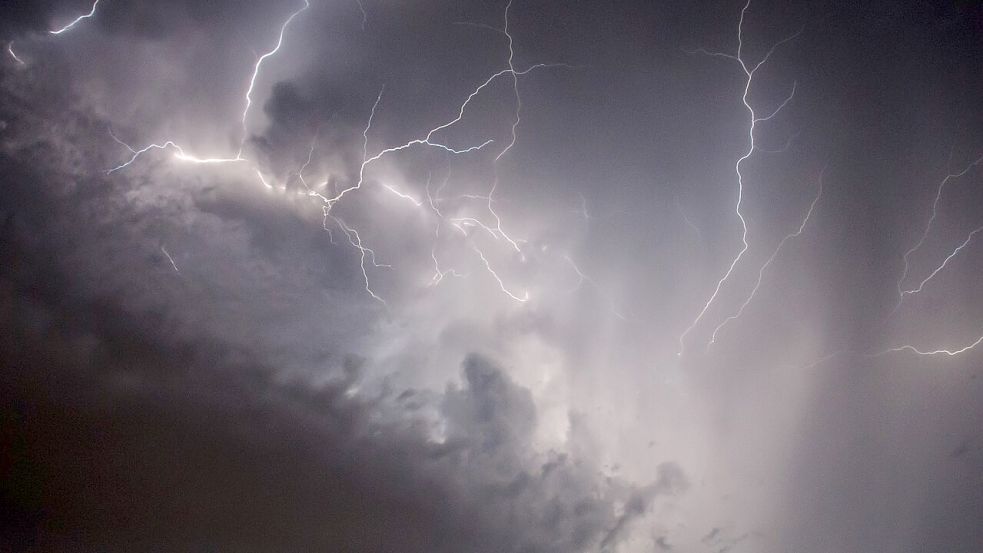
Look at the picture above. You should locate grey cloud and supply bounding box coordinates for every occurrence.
[0,271,682,552]
[3,0,983,551]
[0,71,683,551]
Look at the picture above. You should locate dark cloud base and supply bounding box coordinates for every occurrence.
[0,276,683,552]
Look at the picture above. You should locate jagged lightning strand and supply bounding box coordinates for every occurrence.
[802,331,983,371]
[707,167,824,348]
[108,127,136,153]
[239,0,311,154]
[471,243,529,303]
[892,153,983,312]
[107,140,245,174]
[105,3,313,174]
[814,323,983,364]
[330,214,390,305]
[484,0,528,256]
[102,0,570,305]
[899,225,983,300]
[425,173,467,286]
[160,245,180,273]
[315,55,573,303]
[873,335,983,357]
[49,0,100,35]
[7,42,25,65]
[676,0,802,356]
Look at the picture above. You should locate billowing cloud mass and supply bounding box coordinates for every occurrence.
[1,0,982,552]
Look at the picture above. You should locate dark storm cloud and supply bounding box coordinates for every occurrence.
[2,0,983,551]
[0,270,678,552]
[0,39,682,551]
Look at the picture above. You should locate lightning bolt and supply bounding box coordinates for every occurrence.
[677,0,802,356]
[160,245,180,273]
[322,58,571,210]
[873,335,983,357]
[899,225,983,300]
[803,152,983,366]
[238,0,311,156]
[892,153,983,313]
[330,214,390,305]
[49,0,101,35]
[97,0,572,304]
[107,139,246,173]
[802,327,983,371]
[425,172,468,286]
[354,0,367,31]
[107,0,311,174]
[305,6,573,302]
[707,167,824,348]
[471,242,529,303]
[7,42,25,65]
[486,0,527,256]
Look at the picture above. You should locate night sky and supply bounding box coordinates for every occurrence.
[1,1,982,551]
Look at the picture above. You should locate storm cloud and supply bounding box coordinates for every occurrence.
[2,0,983,552]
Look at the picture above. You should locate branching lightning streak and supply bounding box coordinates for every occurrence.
[486,0,525,255]
[107,140,245,174]
[677,0,801,356]
[100,0,569,304]
[425,173,467,286]
[330,214,390,305]
[892,153,983,312]
[293,135,338,243]
[49,0,100,35]
[337,222,389,302]
[804,154,983,366]
[323,85,495,208]
[323,60,570,210]
[160,245,180,273]
[106,1,310,174]
[707,167,824,348]
[305,12,571,302]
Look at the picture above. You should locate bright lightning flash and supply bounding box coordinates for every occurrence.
[49,0,101,35]
[677,0,801,356]
[892,153,983,312]
[102,0,587,307]
[707,166,824,348]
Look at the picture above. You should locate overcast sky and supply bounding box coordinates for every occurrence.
[1,1,982,551]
